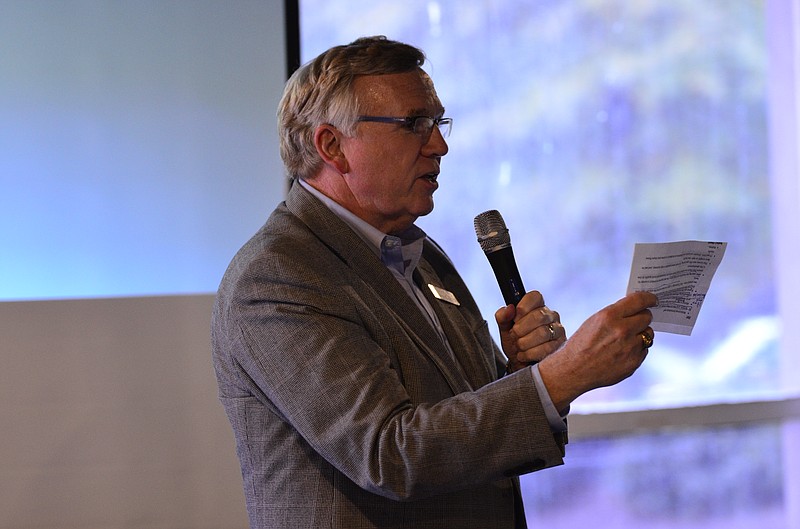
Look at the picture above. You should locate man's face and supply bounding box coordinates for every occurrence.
[338,70,449,235]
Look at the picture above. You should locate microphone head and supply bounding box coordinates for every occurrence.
[474,209,511,253]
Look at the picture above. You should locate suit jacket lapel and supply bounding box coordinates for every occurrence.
[285,183,474,395]
[416,257,496,390]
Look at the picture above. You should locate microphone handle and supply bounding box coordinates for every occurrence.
[486,246,526,306]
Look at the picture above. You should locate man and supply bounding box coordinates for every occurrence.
[212,36,657,529]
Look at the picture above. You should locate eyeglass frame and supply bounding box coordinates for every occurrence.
[356,115,453,140]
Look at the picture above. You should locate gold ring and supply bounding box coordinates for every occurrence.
[548,323,556,341]
[641,332,654,349]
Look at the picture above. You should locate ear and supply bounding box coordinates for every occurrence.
[313,124,350,175]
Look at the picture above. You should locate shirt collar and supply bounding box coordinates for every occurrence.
[298,178,426,274]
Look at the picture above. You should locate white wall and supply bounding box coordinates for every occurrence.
[0,1,287,527]
[0,296,248,528]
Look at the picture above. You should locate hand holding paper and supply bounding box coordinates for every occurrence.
[626,241,727,336]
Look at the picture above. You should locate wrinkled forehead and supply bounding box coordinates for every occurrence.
[354,69,444,116]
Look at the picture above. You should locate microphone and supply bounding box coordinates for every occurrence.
[474,210,526,306]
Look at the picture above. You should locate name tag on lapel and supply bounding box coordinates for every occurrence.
[427,284,460,306]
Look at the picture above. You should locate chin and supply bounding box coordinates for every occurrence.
[416,200,435,218]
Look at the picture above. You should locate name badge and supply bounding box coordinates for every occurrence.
[427,284,460,306]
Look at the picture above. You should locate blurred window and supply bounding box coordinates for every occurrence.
[299,1,799,527]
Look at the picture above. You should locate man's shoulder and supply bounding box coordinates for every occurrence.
[226,203,324,280]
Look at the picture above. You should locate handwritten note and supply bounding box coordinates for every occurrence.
[626,241,727,335]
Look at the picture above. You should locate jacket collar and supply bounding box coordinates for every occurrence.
[284,181,489,393]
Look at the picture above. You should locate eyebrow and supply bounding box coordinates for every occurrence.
[407,107,446,117]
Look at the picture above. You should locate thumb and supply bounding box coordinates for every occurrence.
[495,304,516,334]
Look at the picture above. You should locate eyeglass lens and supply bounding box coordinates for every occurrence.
[414,117,451,138]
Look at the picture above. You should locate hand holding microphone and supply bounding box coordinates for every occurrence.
[475,210,659,410]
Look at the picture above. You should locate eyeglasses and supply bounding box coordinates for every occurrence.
[356,115,453,140]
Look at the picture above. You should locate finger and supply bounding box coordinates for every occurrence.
[639,326,655,350]
[545,322,557,342]
[514,320,566,352]
[514,290,545,317]
[610,291,659,318]
[515,335,564,364]
[536,307,558,324]
[549,321,566,341]
[512,305,558,337]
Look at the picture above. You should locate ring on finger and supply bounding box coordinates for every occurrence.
[547,323,556,341]
[641,331,654,349]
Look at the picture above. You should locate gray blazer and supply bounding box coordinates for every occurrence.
[211,182,566,529]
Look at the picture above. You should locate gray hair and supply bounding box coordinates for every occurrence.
[278,36,426,180]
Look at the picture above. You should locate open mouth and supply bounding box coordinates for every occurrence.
[421,172,439,183]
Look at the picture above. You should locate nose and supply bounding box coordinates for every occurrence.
[423,125,449,157]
